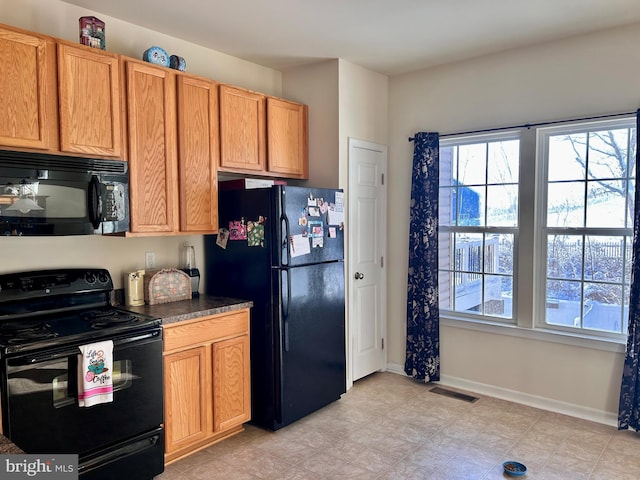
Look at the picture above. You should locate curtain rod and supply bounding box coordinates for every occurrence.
[407,110,637,142]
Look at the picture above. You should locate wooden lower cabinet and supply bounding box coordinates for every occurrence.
[163,309,251,464]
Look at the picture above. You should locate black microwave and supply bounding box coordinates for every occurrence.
[0,151,129,236]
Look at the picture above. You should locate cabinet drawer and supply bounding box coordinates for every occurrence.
[163,309,249,352]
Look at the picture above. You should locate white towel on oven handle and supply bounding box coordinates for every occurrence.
[77,340,114,407]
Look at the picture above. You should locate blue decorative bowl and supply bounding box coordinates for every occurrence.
[142,46,169,67]
[503,461,527,476]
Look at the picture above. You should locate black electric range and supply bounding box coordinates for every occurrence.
[0,268,164,480]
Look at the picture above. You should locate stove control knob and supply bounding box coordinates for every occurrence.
[85,272,97,285]
[97,271,109,284]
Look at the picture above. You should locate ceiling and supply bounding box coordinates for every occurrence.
[62,0,640,76]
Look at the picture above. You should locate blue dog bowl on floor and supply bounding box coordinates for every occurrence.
[503,461,527,476]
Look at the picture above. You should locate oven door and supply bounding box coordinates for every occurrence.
[2,327,162,455]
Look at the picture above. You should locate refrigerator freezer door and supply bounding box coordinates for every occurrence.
[274,260,346,429]
[277,186,344,267]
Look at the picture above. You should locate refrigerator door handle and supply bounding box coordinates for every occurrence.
[281,212,291,267]
[282,268,291,352]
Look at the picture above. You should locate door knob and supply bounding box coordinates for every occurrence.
[354,272,364,280]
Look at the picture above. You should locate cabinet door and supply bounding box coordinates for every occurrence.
[125,60,178,234]
[58,42,122,158]
[212,335,251,432]
[164,346,211,454]
[219,85,266,173]
[0,25,57,150]
[267,97,308,179]
[176,75,219,233]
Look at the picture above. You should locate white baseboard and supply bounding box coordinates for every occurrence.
[385,362,617,427]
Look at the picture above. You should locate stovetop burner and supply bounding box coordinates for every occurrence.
[0,320,59,344]
[81,309,139,328]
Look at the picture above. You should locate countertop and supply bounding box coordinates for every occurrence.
[0,434,23,454]
[123,294,253,325]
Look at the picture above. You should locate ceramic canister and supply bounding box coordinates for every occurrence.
[124,270,145,306]
[170,55,186,71]
[142,46,169,67]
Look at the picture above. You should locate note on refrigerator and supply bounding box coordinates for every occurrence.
[328,192,345,226]
[290,234,311,257]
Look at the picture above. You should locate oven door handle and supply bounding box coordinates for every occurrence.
[7,330,160,366]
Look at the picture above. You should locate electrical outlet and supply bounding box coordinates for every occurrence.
[145,252,156,269]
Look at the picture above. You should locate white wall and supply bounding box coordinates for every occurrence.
[388,23,640,420]
[282,60,340,188]
[337,59,389,187]
[0,0,283,289]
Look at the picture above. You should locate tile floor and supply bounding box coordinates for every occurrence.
[157,372,640,479]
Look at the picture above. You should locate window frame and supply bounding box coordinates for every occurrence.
[533,116,636,342]
[438,115,636,348]
[438,130,521,324]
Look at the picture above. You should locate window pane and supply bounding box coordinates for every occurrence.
[547,235,582,280]
[439,186,455,226]
[584,236,625,283]
[624,236,633,285]
[587,129,630,180]
[487,185,518,226]
[438,231,454,311]
[546,279,582,327]
[440,146,456,187]
[547,181,585,227]
[583,283,623,333]
[586,180,626,228]
[624,285,631,334]
[457,144,486,185]
[548,133,587,181]
[487,140,519,184]
[457,186,484,226]
[455,233,483,273]
[484,275,512,318]
[485,233,513,274]
[453,233,483,315]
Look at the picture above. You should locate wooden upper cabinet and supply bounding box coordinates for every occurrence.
[267,97,308,179]
[219,85,266,173]
[176,75,219,233]
[0,24,57,151]
[57,41,122,158]
[125,59,178,234]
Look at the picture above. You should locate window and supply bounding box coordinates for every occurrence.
[439,133,519,320]
[539,120,635,337]
[439,116,636,342]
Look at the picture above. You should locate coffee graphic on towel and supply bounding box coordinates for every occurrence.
[85,349,109,382]
[78,340,114,406]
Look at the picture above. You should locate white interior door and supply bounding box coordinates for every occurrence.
[348,138,387,381]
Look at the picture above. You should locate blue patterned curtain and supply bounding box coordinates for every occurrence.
[618,110,640,430]
[405,132,440,382]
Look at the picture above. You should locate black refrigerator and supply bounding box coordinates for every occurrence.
[204,185,346,431]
